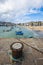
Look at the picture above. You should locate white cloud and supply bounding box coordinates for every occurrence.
[29,9,40,14]
[0,0,43,12]
[0,0,43,22]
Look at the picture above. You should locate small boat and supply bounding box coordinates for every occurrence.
[16,31,23,35]
[3,30,10,32]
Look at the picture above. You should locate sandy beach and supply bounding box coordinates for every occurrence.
[0,38,43,65]
[24,26,43,31]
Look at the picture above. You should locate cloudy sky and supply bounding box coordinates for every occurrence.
[0,0,43,23]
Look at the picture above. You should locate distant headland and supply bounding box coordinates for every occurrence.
[0,21,43,26]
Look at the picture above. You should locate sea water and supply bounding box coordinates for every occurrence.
[0,26,40,38]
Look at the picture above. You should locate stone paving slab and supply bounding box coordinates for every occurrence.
[0,38,43,65]
[36,58,43,65]
[33,38,43,49]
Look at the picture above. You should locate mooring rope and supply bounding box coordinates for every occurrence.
[16,38,43,54]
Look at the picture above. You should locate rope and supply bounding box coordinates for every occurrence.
[17,38,43,54]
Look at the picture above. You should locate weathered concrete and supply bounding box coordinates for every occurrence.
[0,38,43,65]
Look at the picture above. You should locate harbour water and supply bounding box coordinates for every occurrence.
[0,26,42,38]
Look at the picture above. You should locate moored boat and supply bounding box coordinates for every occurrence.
[16,31,23,35]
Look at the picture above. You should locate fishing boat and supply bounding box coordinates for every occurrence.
[16,31,23,35]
